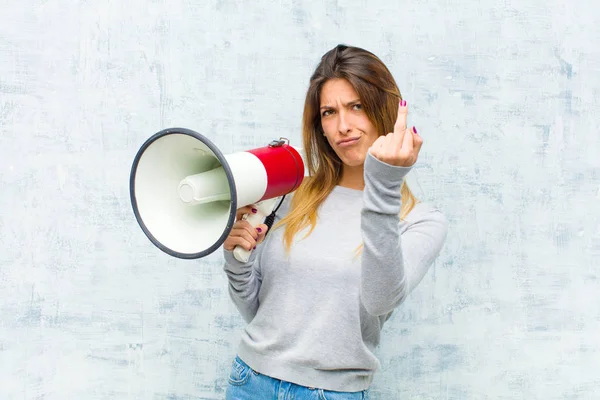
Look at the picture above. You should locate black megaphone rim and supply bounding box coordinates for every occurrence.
[129,127,238,259]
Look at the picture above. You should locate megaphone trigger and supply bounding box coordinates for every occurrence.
[232,197,280,263]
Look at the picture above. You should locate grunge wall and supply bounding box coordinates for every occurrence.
[1,1,598,398]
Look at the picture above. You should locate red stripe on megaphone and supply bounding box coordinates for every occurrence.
[246,144,305,201]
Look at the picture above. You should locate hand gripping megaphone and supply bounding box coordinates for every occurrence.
[129,128,304,262]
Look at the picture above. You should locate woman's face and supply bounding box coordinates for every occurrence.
[319,78,379,168]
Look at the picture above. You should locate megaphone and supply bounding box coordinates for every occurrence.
[129,127,305,262]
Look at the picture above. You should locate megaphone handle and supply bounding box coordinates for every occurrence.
[232,197,280,263]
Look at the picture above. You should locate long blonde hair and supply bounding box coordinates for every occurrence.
[274,45,419,251]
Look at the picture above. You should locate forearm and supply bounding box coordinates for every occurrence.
[360,154,409,316]
[223,249,262,323]
[360,153,448,316]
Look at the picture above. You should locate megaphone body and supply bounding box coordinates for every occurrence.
[130,128,305,261]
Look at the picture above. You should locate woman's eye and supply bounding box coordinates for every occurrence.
[321,110,332,117]
[353,103,363,110]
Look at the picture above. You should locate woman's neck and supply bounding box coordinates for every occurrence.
[338,165,365,191]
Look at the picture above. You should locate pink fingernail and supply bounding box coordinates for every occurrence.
[253,246,256,250]
[413,126,418,134]
[402,100,407,107]
[256,227,262,233]
[251,208,257,213]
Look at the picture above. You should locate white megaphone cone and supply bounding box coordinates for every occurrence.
[129,128,305,261]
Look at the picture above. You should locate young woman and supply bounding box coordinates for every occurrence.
[222,44,448,399]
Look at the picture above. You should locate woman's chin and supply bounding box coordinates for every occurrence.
[340,156,366,168]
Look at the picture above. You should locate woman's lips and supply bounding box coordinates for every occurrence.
[337,137,360,147]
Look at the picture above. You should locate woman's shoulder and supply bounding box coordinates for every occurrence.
[404,201,448,227]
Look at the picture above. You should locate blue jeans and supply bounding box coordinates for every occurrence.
[226,356,370,400]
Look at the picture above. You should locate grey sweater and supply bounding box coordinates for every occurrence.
[223,152,448,392]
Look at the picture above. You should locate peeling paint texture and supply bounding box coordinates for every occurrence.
[1,1,599,399]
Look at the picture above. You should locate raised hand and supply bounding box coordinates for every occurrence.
[369,100,423,167]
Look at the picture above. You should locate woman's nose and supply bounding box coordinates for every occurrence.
[337,112,351,134]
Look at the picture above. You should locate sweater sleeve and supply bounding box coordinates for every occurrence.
[223,247,263,323]
[221,196,291,323]
[360,152,448,316]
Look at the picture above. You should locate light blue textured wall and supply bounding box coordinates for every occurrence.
[1,1,599,399]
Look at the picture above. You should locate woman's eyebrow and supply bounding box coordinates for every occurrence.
[319,99,361,110]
